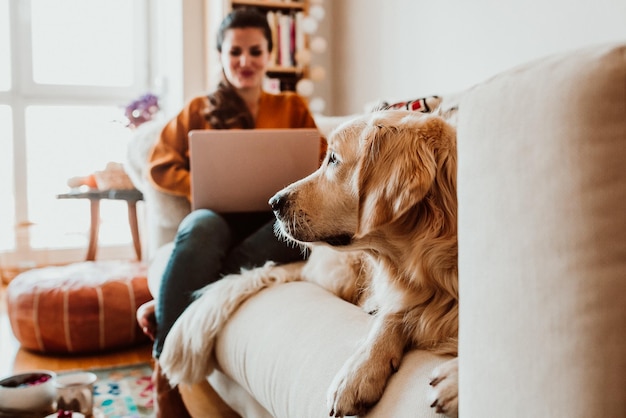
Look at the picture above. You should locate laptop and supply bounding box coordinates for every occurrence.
[189,128,321,212]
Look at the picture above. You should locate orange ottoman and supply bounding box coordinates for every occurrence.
[6,261,152,354]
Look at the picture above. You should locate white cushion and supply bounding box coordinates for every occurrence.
[457,42,626,417]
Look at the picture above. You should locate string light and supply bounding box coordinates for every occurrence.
[296,78,315,97]
[310,36,327,54]
[308,97,326,114]
[309,66,326,82]
[295,1,326,111]
[300,16,318,34]
[309,5,325,21]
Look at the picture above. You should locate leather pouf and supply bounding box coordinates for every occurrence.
[6,261,152,353]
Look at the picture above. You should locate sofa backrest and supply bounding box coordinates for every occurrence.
[457,42,626,417]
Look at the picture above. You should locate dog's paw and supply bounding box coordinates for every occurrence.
[428,358,459,418]
[327,345,401,417]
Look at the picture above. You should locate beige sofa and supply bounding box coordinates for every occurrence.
[128,42,626,417]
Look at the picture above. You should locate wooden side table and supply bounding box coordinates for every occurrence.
[56,189,144,261]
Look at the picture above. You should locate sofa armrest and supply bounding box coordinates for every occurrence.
[125,120,191,257]
[125,120,166,193]
[190,281,450,418]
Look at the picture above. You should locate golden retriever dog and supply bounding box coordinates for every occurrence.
[159,110,460,417]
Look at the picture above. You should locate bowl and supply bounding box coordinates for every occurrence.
[45,412,85,418]
[0,370,57,413]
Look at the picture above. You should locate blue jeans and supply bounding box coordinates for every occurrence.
[153,209,305,358]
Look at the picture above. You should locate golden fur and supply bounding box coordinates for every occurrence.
[159,110,459,417]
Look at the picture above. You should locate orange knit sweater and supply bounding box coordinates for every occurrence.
[148,91,323,200]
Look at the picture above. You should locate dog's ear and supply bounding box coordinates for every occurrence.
[355,116,447,238]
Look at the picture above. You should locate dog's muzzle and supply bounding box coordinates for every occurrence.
[269,192,353,247]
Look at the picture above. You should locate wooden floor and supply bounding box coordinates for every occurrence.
[0,282,153,378]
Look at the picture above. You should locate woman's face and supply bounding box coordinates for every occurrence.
[220,27,270,90]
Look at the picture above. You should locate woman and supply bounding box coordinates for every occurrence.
[138,7,322,416]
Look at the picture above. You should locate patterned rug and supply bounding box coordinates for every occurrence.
[90,362,154,417]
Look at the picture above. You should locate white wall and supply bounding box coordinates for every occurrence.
[329,0,626,114]
[151,0,208,118]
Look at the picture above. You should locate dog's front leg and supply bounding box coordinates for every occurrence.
[327,311,406,417]
[159,261,305,386]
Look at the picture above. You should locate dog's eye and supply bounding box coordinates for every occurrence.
[327,151,339,165]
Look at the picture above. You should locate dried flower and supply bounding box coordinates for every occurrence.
[124,93,160,128]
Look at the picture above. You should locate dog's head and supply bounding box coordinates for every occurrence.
[270,110,457,251]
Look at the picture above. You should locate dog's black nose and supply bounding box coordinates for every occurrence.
[269,193,286,213]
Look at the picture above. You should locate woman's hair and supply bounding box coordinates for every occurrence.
[206,7,273,129]
[216,7,273,54]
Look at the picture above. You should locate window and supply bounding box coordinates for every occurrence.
[30,1,136,87]
[1,0,151,271]
[0,0,10,90]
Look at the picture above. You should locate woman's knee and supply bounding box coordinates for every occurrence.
[175,209,230,247]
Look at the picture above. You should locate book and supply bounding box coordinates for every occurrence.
[278,12,294,67]
[295,11,305,66]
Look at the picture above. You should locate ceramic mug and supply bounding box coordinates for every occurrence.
[54,372,97,417]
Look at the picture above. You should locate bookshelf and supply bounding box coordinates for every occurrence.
[233,0,306,9]
[204,0,321,93]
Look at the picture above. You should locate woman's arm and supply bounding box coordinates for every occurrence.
[148,96,210,200]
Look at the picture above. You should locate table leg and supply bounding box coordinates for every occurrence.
[127,201,142,261]
[87,199,100,261]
